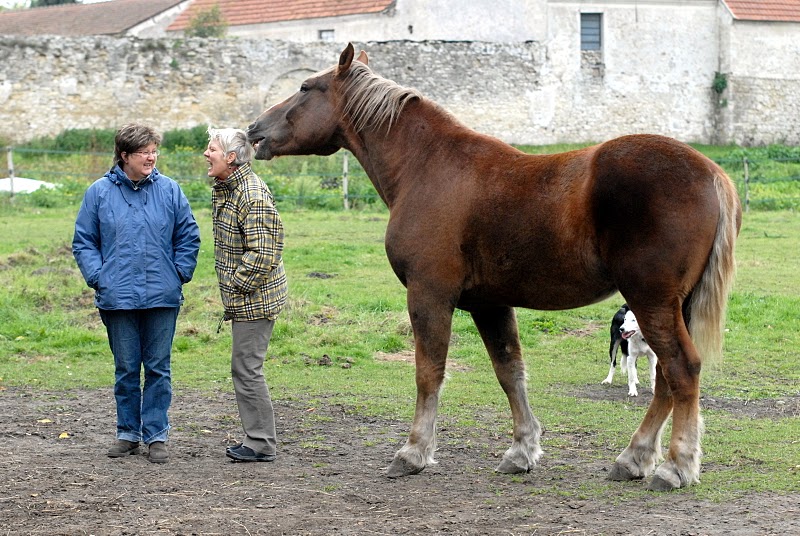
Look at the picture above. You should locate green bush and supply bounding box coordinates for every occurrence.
[25,128,116,153]
[162,125,211,151]
[179,177,212,208]
[10,128,800,212]
[158,147,208,181]
[23,125,211,154]
[3,179,87,208]
[184,5,228,38]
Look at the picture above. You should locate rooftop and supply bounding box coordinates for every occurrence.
[0,0,185,36]
[723,0,800,22]
[167,0,395,32]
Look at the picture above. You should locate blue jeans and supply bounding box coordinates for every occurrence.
[99,307,179,445]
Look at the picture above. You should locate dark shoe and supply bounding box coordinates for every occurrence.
[107,439,140,458]
[226,444,275,462]
[225,442,243,453]
[148,441,169,464]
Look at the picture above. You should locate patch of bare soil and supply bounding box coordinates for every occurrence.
[1,386,797,535]
[574,383,800,420]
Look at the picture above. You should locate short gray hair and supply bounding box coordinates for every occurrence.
[207,127,253,166]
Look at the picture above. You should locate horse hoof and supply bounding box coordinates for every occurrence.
[386,456,424,478]
[495,457,529,474]
[608,462,643,481]
[647,475,679,491]
[647,474,679,492]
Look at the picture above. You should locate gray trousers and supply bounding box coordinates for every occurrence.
[231,318,277,456]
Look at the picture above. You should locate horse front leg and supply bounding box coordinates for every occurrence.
[472,307,542,474]
[386,287,454,478]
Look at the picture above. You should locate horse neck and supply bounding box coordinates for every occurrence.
[344,100,457,208]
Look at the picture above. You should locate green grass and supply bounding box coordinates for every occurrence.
[0,206,798,500]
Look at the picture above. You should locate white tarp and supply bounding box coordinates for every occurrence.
[0,177,56,194]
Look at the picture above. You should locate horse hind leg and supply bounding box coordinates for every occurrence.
[610,360,670,481]
[386,289,454,478]
[472,307,542,474]
[648,332,704,491]
[610,308,703,490]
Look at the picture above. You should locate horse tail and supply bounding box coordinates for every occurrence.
[688,171,741,365]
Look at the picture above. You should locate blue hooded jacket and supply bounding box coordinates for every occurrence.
[72,165,201,310]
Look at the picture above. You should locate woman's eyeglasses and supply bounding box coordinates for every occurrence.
[131,150,160,157]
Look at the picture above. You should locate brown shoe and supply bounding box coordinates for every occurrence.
[148,441,169,464]
[107,439,140,458]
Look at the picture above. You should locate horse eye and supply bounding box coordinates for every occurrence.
[300,83,309,93]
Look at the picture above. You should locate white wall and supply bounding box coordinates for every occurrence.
[536,0,721,143]
[202,0,547,43]
[129,0,194,38]
[721,17,800,145]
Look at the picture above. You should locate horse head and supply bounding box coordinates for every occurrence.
[247,43,366,160]
[248,43,419,162]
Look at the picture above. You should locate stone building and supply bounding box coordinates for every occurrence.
[0,0,797,146]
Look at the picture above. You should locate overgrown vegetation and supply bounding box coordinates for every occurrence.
[4,128,800,212]
[184,5,228,39]
[5,127,383,211]
[30,0,76,7]
[712,71,728,95]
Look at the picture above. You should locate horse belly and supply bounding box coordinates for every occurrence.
[458,246,616,311]
[460,279,616,312]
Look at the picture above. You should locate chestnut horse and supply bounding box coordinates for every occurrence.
[247,43,741,491]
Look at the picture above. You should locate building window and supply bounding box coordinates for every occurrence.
[318,29,335,42]
[580,13,602,51]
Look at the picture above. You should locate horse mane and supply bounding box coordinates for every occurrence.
[341,61,422,133]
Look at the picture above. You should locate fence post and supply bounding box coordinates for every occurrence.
[342,152,350,210]
[743,156,749,213]
[6,146,14,197]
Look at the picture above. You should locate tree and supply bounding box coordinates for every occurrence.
[30,0,78,7]
[0,1,28,10]
[184,4,228,38]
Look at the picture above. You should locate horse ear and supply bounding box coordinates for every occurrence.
[356,50,369,65]
[337,43,355,75]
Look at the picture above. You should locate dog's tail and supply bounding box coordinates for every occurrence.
[687,171,741,365]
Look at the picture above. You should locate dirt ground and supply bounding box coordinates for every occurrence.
[1,385,797,536]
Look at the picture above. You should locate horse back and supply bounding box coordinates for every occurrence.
[393,132,729,311]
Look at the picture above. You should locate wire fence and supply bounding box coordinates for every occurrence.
[3,146,385,211]
[713,155,800,212]
[4,146,800,212]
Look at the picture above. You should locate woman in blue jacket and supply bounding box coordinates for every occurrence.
[73,123,200,464]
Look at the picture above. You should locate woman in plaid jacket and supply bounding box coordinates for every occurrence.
[206,127,287,462]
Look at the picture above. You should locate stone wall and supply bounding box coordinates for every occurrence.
[0,35,796,147]
[716,17,800,146]
[724,76,800,146]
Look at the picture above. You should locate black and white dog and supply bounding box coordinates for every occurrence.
[620,310,657,396]
[602,304,630,387]
[602,305,657,396]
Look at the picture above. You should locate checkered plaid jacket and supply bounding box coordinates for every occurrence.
[212,163,287,321]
